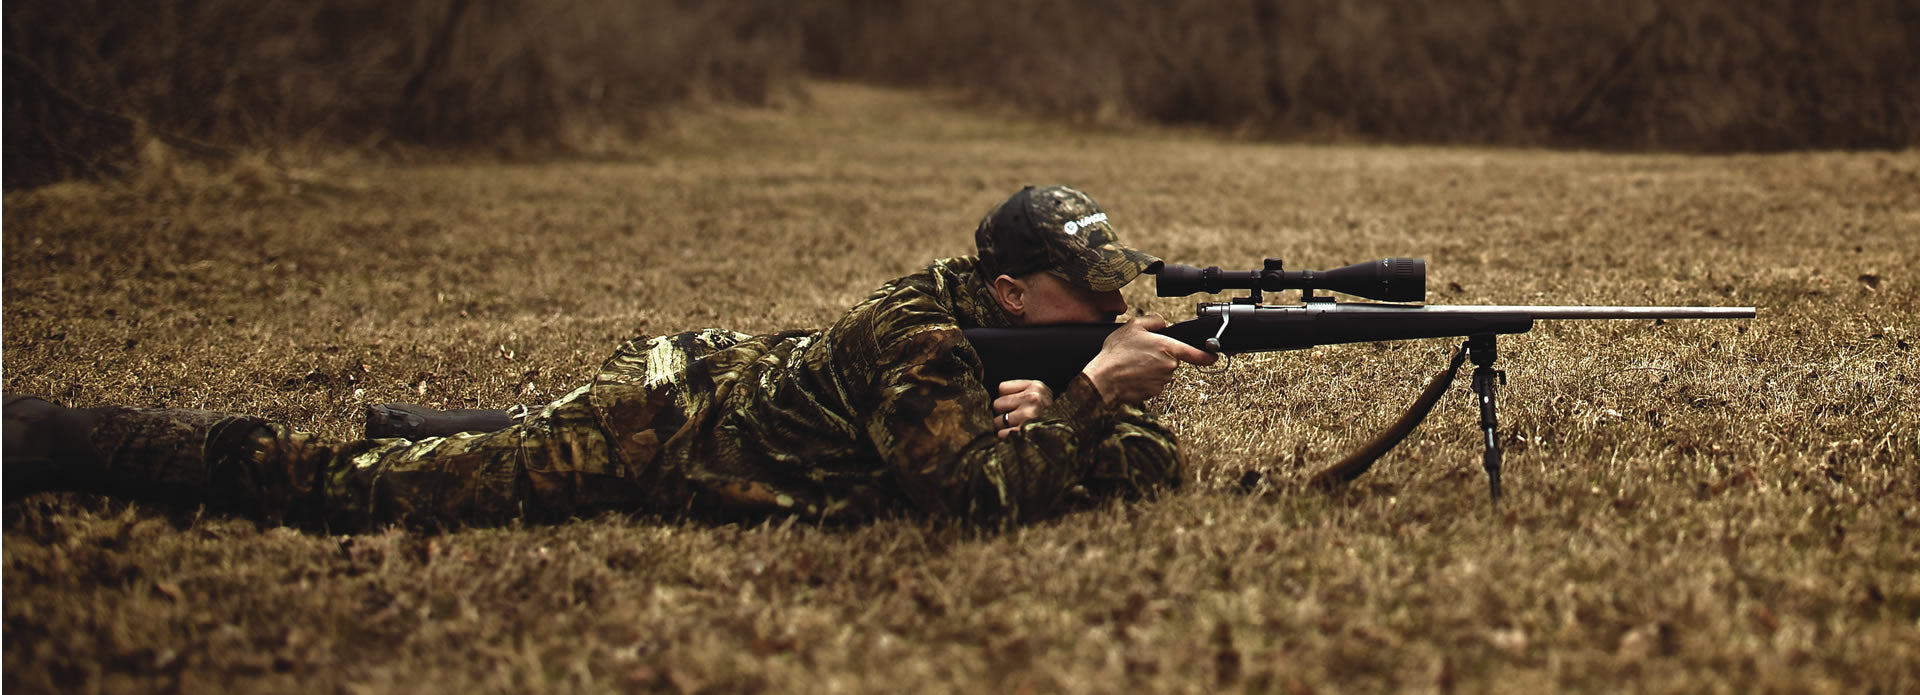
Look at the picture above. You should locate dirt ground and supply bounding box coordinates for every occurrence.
[4,83,1916,693]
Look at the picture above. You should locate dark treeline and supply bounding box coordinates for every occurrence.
[4,0,796,188]
[799,0,1918,151]
[6,0,1915,189]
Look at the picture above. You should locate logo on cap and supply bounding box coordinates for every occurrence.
[1062,212,1107,236]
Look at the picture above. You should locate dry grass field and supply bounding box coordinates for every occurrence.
[4,83,1917,693]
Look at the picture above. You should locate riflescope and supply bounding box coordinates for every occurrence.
[1155,258,1426,302]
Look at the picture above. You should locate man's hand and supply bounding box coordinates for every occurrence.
[1081,314,1218,405]
[993,379,1053,439]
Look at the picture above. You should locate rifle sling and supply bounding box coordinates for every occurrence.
[1306,343,1470,490]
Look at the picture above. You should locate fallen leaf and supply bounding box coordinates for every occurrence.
[667,668,706,694]
[1487,627,1527,655]
[623,666,662,688]
[1748,603,1780,634]
[154,581,185,602]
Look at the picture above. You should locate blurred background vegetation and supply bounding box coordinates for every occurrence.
[7,0,1917,189]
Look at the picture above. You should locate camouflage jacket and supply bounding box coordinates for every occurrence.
[587,256,1183,522]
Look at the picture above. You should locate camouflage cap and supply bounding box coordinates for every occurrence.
[974,185,1163,292]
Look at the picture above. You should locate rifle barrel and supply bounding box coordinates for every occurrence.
[1411,305,1757,319]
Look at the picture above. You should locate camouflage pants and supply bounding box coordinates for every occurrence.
[225,331,742,530]
[263,385,654,531]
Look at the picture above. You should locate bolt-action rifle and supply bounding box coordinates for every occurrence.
[961,258,1756,502]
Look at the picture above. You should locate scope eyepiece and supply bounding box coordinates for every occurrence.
[1155,257,1426,302]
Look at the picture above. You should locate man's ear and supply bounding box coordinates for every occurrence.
[992,274,1027,318]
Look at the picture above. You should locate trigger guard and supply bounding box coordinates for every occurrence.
[1196,351,1233,377]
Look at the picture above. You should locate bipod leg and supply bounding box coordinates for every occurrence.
[1466,334,1507,504]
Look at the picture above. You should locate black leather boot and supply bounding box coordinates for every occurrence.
[363,403,520,439]
[4,394,96,498]
[3,394,265,506]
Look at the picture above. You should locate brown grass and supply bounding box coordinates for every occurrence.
[5,83,1918,693]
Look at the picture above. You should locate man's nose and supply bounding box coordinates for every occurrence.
[1099,290,1129,315]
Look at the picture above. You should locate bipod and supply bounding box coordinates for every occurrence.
[1303,333,1514,503]
[1465,334,1506,503]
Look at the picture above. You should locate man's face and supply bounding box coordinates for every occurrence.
[1012,271,1129,325]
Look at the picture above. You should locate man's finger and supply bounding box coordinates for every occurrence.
[1149,334,1219,366]
[997,379,1045,395]
[1174,343,1220,366]
[1128,313,1170,331]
